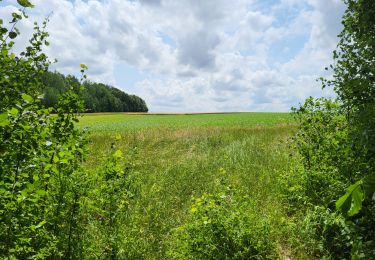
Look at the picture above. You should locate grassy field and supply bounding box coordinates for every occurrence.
[78,112,298,258]
[77,112,293,132]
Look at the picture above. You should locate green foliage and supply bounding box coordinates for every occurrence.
[298,207,355,258]
[287,0,375,258]
[328,0,375,209]
[336,180,364,217]
[285,98,351,207]
[169,188,275,259]
[296,205,375,259]
[0,3,88,258]
[17,0,34,8]
[81,138,136,258]
[336,172,375,217]
[0,3,146,258]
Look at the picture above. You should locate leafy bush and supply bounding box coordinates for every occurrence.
[0,5,90,258]
[168,187,275,259]
[298,206,355,258]
[287,98,352,207]
[286,97,375,258]
[286,0,375,258]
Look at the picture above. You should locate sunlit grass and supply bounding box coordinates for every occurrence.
[80,113,297,258]
[77,112,294,132]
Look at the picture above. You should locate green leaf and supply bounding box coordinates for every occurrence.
[349,184,364,216]
[8,107,19,116]
[44,164,52,171]
[0,113,9,127]
[363,173,375,201]
[36,189,46,196]
[80,63,88,70]
[336,191,353,214]
[22,94,33,102]
[0,27,8,35]
[11,12,22,20]
[336,180,364,216]
[22,93,33,103]
[20,189,28,198]
[33,174,39,181]
[113,149,123,159]
[53,156,59,163]
[35,220,46,229]
[8,31,17,39]
[17,0,34,8]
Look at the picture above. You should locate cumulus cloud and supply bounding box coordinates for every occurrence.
[1,0,346,112]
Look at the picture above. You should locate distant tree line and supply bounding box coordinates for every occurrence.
[41,71,148,112]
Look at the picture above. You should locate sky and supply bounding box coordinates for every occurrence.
[0,0,346,112]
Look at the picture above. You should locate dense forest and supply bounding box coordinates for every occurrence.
[42,71,148,112]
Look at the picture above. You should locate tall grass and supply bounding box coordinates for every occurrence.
[81,113,297,258]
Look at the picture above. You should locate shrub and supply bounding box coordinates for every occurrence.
[286,0,375,258]
[168,187,275,259]
[298,206,355,258]
[0,3,87,258]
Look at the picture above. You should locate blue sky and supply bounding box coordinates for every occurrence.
[0,0,346,112]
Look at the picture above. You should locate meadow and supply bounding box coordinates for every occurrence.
[78,112,293,132]
[78,112,300,258]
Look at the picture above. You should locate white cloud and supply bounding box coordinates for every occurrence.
[1,0,346,112]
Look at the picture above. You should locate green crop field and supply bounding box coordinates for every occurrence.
[77,112,301,258]
[77,112,293,132]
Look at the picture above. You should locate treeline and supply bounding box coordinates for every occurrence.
[42,71,148,112]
